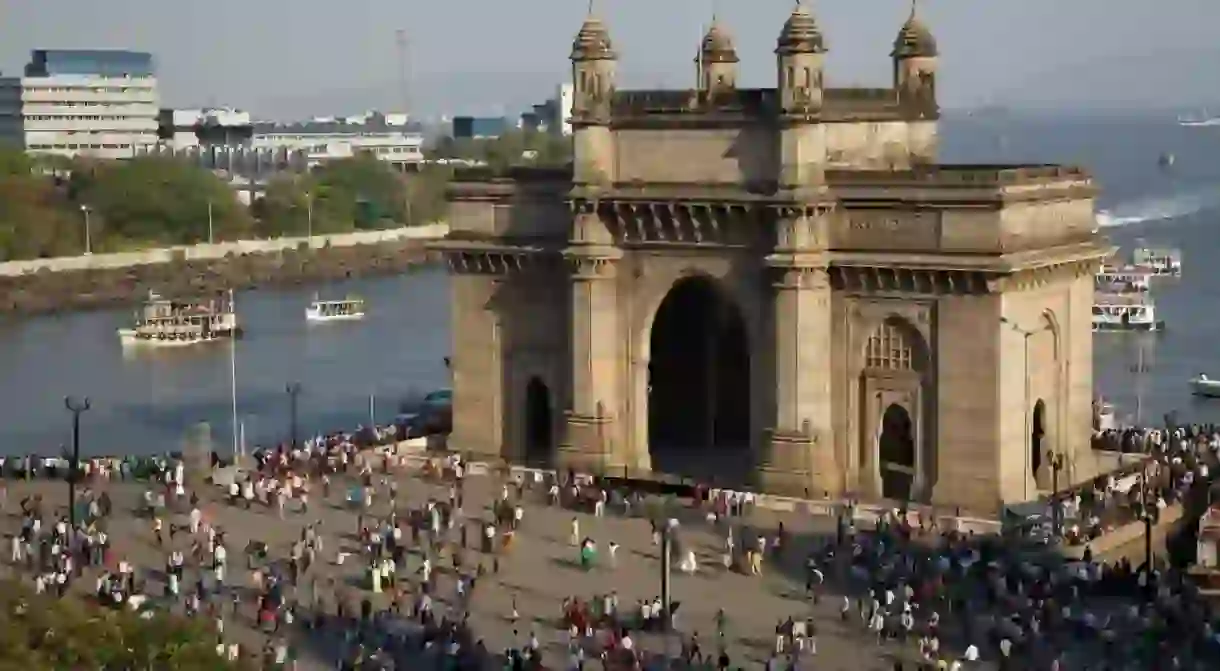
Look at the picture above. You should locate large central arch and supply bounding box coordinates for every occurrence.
[647,275,751,481]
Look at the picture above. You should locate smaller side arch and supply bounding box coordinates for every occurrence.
[523,376,554,466]
[1031,398,1047,479]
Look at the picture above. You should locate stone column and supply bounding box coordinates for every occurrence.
[557,244,624,473]
[757,260,836,497]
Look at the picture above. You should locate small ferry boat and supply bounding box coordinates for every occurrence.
[1095,265,1153,293]
[305,295,366,323]
[1092,292,1165,332]
[118,290,240,347]
[1190,374,1220,399]
[1131,246,1182,277]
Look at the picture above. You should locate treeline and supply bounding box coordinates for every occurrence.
[0,146,450,262]
[0,129,573,262]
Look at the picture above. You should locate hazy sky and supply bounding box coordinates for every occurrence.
[1,0,1216,118]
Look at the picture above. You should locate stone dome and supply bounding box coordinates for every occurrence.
[776,2,826,55]
[571,14,616,61]
[892,6,938,58]
[700,19,739,64]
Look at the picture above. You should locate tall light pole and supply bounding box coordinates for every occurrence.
[286,383,302,450]
[207,200,215,244]
[79,205,92,255]
[64,396,91,543]
[305,193,314,238]
[1000,317,1053,501]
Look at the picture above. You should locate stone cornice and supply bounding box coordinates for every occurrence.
[831,257,1101,296]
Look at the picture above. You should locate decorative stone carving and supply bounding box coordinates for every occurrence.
[841,210,940,250]
[771,266,829,290]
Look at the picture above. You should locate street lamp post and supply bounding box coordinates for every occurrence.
[207,200,215,244]
[1048,451,1066,537]
[79,205,92,255]
[286,383,302,450]
[660,526,672,632]
[64,396,91,542]
[305,193,314,238]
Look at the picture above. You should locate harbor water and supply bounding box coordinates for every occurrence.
[3,113,1220,456]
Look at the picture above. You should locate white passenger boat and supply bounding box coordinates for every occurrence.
[1190,374,1220,398]
[1092,292,1165,332]
[1131,246,1182,277]
[306,295,366,322]
[118,290,240,347]
[1095,265,1153,293]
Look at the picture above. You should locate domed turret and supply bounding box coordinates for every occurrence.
[892,1,938,59]
[700,18,739,64]
[775,1,826,55]
[571,13,615,61]
[697,16,739,93]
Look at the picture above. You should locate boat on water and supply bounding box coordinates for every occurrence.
[1095,265,1153,293]
[1190,374,1220,398]
[118,290,240,347]
[1131,246,1182,277]
[1179,114,1220,127]
[1092,292,1165,332]
[305,295,366,322]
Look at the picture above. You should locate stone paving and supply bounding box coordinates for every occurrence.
[0,470,980,670]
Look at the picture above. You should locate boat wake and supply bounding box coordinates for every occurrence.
[1096,190,1220,229]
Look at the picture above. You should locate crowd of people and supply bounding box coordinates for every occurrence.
[3,417,1220,669]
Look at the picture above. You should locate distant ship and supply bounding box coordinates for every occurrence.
[1179,111,1220,127]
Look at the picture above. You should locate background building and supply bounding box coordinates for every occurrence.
[251,111,424,170]
[0,49,160,159]
[158,107,253,149]
[451,116,508,140]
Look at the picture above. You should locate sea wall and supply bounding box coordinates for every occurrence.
[0,224,448,315]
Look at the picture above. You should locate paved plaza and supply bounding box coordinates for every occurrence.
[0,465,982,670]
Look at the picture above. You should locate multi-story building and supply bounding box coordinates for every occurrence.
[520,83,576,136]
[452,116,508,140]
[251,112,424,170]
[158,107,253,149]
[0,49,159,159]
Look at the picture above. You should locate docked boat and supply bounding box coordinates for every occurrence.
[1095,265,1153,293]
[118,290,240,347]
[1092,292,1165,332]
[1190,374,1220,398]
[1131,246,1182,277]
[305,295,366,322]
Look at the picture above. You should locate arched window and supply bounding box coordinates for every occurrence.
[865,320,915,370]
[802,67,811,88]
[787,66,795,88]
[579,71,588,93]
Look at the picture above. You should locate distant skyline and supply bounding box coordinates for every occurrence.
[2,0,1217,118]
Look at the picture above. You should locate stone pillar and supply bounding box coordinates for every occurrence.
[558,244,624,473]
[757,261,836,497]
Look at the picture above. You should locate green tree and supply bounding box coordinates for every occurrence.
[250,173,311,238]
[0,579,247,670]
[403,164,454,225]
[74,156,254,248]
[309,153,408,231]
[0,145,81,260]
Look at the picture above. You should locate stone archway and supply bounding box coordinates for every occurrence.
[859,315,933,502]
[524,377,553,465]
[647,275,751,481]
[1031,398,1046,479]
[879,403,916,501]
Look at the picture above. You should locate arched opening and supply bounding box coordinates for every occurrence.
[647,275,751,481]
[524,377,553,465]
[878,403,916,501]
[1031,399,1046,478]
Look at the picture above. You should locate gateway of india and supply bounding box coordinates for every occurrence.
[433,1,1111,513]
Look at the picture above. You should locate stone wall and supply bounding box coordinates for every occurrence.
[0,224,447,315]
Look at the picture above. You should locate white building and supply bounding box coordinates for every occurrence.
[159,107,252,150]
[0,50,159,159]
[556,82,574,136]
[251,111,424,170]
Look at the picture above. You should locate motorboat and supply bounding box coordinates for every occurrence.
[1131,246,1182,277]
[306,295,366,322]
[118,290,240,347]
[1092,292,1165,332]
[1190,374,1220,398]
[1095,265,1153,293]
